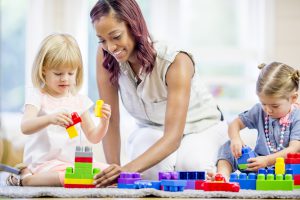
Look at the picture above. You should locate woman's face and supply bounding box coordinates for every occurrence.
[94,12,135,63]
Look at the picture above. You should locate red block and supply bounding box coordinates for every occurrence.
[75,157,93,163]
[64,184,95,188]
[202,181,240,192]
[195,180,205,190]
[66,112,82,128]
[294,175,300,185]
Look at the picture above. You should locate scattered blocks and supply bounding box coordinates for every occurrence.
[64,146,100,188]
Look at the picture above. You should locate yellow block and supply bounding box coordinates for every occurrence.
[66,126,78,139]
[94,100,104,117]
[275,157,285,175]
[64,178,93,185]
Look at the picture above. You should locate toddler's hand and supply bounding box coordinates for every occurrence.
[230,139,244,158]
[49,111,73,127]
[101,104,111,120]
[246,156,268,171]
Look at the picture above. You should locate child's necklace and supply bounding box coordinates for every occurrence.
[264,115,289,153]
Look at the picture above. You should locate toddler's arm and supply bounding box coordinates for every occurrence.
[228,117,246,158]
[81,103,111,144]
[21,105,73,135]
[247,140,300,171]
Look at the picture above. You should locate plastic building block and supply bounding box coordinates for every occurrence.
[158,171,179,180]
[285,153,300,164]
[177,171,206,189]
[117,172,141,189]
[0,164,21,175]
[134,180,161,190]
[64,146,100,188]
[275,157,285,175]
[294,174,300,185]
[286,164,300,174]
[161,180,187,192]
[237,146,256,170]
[256,173,294,191]
[66,112,82,139]
[202,174,240,192]
[229,172,256,190]
[94,100,104,117]
[195,180,205,190]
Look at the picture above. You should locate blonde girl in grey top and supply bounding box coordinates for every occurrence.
[90,0,228,187]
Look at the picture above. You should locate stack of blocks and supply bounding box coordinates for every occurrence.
[64,146,100,188]
[66,112,82,139]
[256,157,293,191]
[285,153,300,189]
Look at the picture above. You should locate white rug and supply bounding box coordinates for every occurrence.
[0,186,299,198]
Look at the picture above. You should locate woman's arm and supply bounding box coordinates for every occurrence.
[21,105,73,135]
[80,103,111,144]
[94,52,194,187]
[123,52,194,172]
[96,47,121,165]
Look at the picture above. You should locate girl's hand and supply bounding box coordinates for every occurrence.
[230,138,244,158]
[246,156,268,171]
[101,103,111,120]
[93,164,122,187]
[48,111,73,127]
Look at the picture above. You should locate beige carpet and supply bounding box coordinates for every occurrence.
[0,186,299,198]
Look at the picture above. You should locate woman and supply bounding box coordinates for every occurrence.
[90,0,228,187]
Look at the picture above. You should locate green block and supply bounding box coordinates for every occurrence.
[294,185,300,189]
[256,174,294,191]
[238,164,247,170]
[75,162,93,169]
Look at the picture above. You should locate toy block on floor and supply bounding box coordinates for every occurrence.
[64,146,100,188]
[202,174,240,192]
[285,164,300,175]
[256,173,294,191]
[117,172,142,189]
[158,171,179,180]
[66,112,82,139]
[161,180,187,192]
[178,171,206,189]
[237,146,256,170]
[94,100,104,117]
[229,172,256,190]
[134,180,161,190]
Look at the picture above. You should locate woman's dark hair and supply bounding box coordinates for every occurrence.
[90,0,156,85]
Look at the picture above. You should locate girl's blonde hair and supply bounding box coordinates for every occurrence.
[31,33,83,94]
[256,62,300,99]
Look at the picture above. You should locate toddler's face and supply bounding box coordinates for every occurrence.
[43,67,77,97]
[258,93,297,118]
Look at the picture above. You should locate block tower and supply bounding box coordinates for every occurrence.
[64,146,100,188]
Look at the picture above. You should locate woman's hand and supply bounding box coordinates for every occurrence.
[230,138,244,158]
[48,111,73,127]
[93,164,122,187]
[246,156,268,171]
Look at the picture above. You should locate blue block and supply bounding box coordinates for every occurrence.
[229,172,256,190]
[237,146,256,166]
[161,180,187,192]
[286,164,300,174]
[134,180,161,190]
[117,183,137,189]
